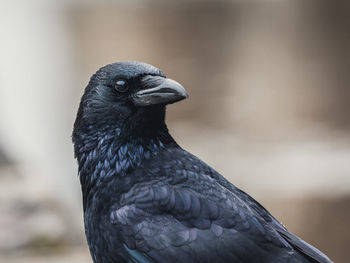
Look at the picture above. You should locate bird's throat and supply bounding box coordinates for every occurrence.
[74,119,176,209]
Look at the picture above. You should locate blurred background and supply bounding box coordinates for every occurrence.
[0,0,349,262]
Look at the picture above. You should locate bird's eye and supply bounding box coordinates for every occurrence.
[114,80,128,93]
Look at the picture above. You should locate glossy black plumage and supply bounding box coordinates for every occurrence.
[72,61,332,263]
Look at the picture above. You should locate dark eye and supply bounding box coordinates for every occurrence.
[114,80,128,93]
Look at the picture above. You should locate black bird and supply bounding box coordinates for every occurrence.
[72,61,332,263]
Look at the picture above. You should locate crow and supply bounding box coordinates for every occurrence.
[72,61,332,263]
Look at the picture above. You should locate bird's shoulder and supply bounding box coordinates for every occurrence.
[112,146,279,238]
[107,148,296,261]
[108,147,331,263]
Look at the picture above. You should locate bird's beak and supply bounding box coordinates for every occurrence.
[131,75,188,106]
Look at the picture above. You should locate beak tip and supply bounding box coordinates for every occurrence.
[182,92,189,100]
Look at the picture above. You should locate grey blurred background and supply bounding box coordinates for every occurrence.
[0,0,349,262]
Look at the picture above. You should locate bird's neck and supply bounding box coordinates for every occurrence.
[74,120,177,209]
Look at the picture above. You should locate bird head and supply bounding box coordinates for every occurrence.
[73,61,188,141]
